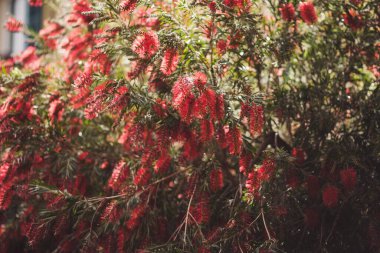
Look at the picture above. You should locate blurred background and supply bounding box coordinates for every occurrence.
[0,0,54,58]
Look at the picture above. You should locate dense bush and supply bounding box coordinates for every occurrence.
[0,0,379,252]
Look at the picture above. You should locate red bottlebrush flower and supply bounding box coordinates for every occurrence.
[304,208,320,229]
[343,9,364,31]
[0,163,11,184]
[340,168,357,192]
[239,149,252,174]
[134,167,151,187]
[119,0,138,13]
[48,99,64,124]
[131,31,160,59]
[209,168,224,192]
[127,204,146,230]
[117,228,127,252]
[226,126,242,155]
[200,119,215,142]
[196,88,217,119]
[322,185,339,208]
[248,103,264,136]
[0,182,13,210]
[216,39,228,55]
[28,0,43,6]
[108,161,129,191]
[191,194,210,224]
[306,175,320,199]
[279,3,296,22]
[4,17,23,32]
[154,153,171,174]
[246,171,259,194]
[17,46,39,68]
[257,159,275,181]
[299,2,318,25]
[172,76,193,109]
[160,49,179,76]
[101,201,120,223]
[224,0,235,7]
[209,1,217,12]
[193,72,208,89]
[215,94,225,121]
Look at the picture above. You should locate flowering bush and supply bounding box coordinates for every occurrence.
[0,0,379,252]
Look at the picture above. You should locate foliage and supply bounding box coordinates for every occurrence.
[0,0,379,252]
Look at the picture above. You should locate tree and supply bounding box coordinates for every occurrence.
[0,0,379,252]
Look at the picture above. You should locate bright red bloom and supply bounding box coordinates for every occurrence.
[343,9,364,31]
[248,103,264,136]
[29,0,43,6]
[127,204,146,230]
[154,153,171,174]
[226,126,242,155]
[4,17,23,32]
[280,3,296,22]
[190,194,210,224]
[257,159,275,181]
[200,119,215,141]
[299,2,318,25]
[322,185,339,208]
[160,49,179,76]
[108,161,129,191]
[209,1,217,12]
[340,168,357,192]
[131,31,160,59]
[119,0,138,13]
[216,39,228,55]
[239,149,252,174]
[48,99,64,124]
[209,168,224,192]
[134,167,151,187]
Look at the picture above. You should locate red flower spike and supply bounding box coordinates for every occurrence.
[209,168,224,192]
[299,2,318,25]
[193,72,208,89]
[119,0,138,13]
[134,167,152,187]
[154,153,171,174]
[239,149,252,174]
[161,48,179,76]
[101,201,120,223]
[209,1,217,12]
[340,168,357,192]
[48,99,64,124]
[226,126,242,155]
[0,182,13,210]
[322,185,339,208]
[200,119,215,142]
[131,31,160,59]
[4,17,23,32]
[108,161,129,191]
[280,3,296,22]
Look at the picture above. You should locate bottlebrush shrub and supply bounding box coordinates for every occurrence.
[0,0,379,252]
